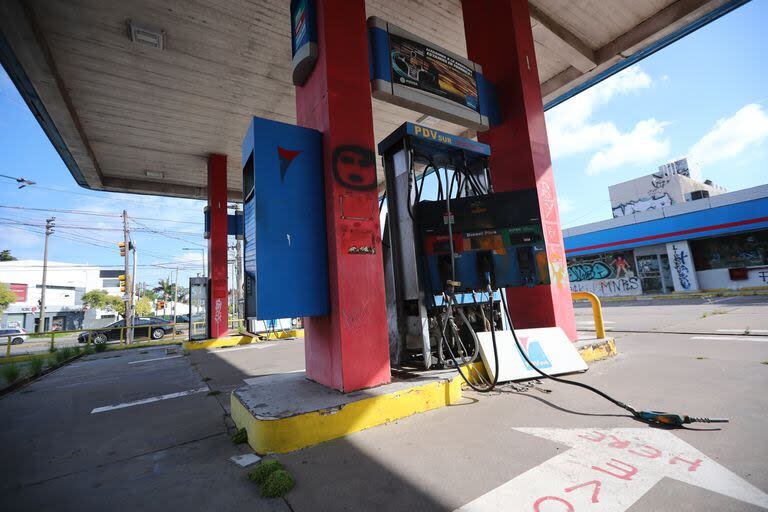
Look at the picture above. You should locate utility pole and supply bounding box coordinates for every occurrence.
[37,217,55,333]
[235,203,244,323]
[122,210,133,344]
[132,241,138,317]
[173,267,179,326]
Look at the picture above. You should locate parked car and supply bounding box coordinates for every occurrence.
[0,327,27,345]
[77,317,174,344]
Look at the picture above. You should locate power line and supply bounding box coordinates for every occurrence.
[0,204,203,225]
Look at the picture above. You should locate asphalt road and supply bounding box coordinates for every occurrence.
[1,300,767,511]
[575,294,768,336]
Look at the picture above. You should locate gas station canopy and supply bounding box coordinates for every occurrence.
[0,0,744,201]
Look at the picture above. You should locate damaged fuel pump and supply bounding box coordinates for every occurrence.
[379,122,548,388]
[378,122,729,424]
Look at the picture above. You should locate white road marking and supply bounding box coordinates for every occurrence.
[717,329,768,334]
[455,428,768,512]
[691,336,768,342]
[128,355,183,365]
[90,387,209,414]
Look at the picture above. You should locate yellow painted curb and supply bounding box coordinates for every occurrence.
[183,329,304,350]
[183,335,255,350]
[577,338,617,363]
[263,328,304,340]
[231,375,463,454]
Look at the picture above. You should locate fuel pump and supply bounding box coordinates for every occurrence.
[379,123,548,387]
[378,123,732,421]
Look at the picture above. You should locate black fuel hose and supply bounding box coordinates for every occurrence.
[499,291,638,415]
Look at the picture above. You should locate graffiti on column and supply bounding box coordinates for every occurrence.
[671,244,691,290]
[567,252,641,297]
[332,145,377,191]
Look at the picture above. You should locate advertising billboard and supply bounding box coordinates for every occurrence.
[368,17,491,131]
[389,33,479,112]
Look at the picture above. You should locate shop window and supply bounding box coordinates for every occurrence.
[690,230,768,270]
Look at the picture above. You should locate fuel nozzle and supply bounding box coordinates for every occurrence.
[635,410,730,427]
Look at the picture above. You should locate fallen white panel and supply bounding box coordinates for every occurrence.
[476,327,587,382]
[230,453,262,467]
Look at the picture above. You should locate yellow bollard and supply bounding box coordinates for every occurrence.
[572,291,606,339]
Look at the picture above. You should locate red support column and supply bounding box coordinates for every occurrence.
[462,0,577,340]
[294,0,391,392]
[207,153,229,339]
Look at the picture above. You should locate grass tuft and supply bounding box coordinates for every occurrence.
[1,362,21,383]
[248,459,283,484]
[260,469,295,498]
[94,342,108,353]
[231,427,248,444]
[29,357,45,376]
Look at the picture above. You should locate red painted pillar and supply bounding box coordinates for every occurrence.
[294,0,391,392]
[462,0,577,340]
[207,153,229,339]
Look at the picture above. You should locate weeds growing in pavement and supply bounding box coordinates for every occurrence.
[261,469,294,498]
[248,460,283,484]
[231,428,248,444]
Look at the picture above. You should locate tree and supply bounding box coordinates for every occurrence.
[82,289,125,317]
[81,289,111,309]
[153,279,187,303]
[153,279,174,301]
[134,296,152,316]
[0,250,18,262]
[140,285,158,301]
[0,283,17,313]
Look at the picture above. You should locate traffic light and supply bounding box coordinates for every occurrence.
[118,274,126,293]
[118,241,126,256]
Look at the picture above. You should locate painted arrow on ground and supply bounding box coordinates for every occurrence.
[456,428,768,511]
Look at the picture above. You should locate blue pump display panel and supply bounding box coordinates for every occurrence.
[242,117,329,320]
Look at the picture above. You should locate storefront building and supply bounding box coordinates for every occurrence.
[563,166,768,298]
[0,261,124,331]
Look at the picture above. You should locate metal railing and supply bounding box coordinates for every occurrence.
[572,291,606,339]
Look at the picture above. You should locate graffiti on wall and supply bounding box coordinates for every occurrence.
[612,172,675,217]
[571,276,641,297]
[567,252,642,297]
[671,244,691,290]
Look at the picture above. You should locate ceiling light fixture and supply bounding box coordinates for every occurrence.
[127,20,166,50]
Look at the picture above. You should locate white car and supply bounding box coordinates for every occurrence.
[0,327,28,345]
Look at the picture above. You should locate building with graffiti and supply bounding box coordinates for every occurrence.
[563,167,768,298]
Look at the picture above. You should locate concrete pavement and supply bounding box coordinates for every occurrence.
[1,300,767,511]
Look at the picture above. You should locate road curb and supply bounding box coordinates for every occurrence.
[576,338,617,363]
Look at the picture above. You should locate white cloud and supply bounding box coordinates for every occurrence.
[557,196,575,214]
[547,66,653,160]
[546,65,671,175]
[586,119,671,175]
[689,104,768,168]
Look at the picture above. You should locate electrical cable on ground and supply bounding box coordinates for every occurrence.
[498,291,729,427]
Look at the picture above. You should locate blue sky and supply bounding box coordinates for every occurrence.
[547,0,768,228]
[1,1,767,288]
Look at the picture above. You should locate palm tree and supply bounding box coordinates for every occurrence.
[153,279,174,302]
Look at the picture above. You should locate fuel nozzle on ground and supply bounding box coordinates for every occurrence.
[635,411,730,427]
